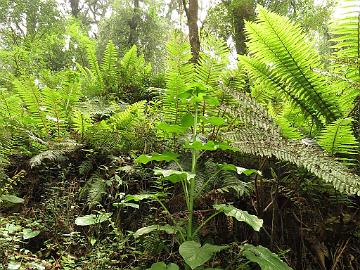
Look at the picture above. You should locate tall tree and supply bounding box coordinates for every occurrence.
[183,0,200,62]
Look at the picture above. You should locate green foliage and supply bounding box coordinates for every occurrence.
[330,0,360,82]
[242,244,292,270]
[213,204,263,231]
[240,6,341,126]
[179,241,227,269]
[318,118,358,156]
[149,262,179,270]
[225,90,360,195]
[75,212,112,226]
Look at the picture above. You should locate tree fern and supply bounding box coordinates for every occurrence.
[241,6,341,126]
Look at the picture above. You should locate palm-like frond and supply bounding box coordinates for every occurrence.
[242,6,341,125]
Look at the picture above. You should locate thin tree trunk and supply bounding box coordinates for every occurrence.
[70,0,80,17]
[128,0,140,46]
[183,0,200,62]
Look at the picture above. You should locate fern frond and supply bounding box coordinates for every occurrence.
[83,174,106,207]
[163,38,194,124]
[317,118,358,156]
[330,0,360,82]
[72,110,92,139]
[14,79,49,132]
[224,90,360,196]
[29,150,67,168]
[86,45,104,93]
[239,56,323,127]
[42,87,67,137]
[196,35,229,88]
[101,40,119,91]
[243,6,341,125]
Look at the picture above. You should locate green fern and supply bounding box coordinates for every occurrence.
[163,37,194,125]
[101,40,119,92]
[42,87,67,137]
[330,0,360,82]
[14,79,49,133]
[224,89,360,195]
[241,6,341,126]
[317,118,358,156]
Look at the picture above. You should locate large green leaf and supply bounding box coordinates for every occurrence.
[136,152,179,164]
[154,169,195,183]
[134,224,177,238]
[149,262,179,270]
[124,193,163,202]
[242,244,293,270]
[22,228,40,240]
[1,194,24,204]
[214,204,263,231]
[179,241,227,269]
[75,212,112,226]
[219,164,262,176]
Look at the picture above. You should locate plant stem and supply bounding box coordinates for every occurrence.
[187,104,198,240]
[156,198,185,242]
[192,211,221,237]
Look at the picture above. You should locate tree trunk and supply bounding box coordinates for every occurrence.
[227,0,255,55]
[183,0,200,62]
[70,0,80,17]
[128,0,140,46]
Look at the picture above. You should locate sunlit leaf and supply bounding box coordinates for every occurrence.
[149,262,179,270]
[22,228,40,240]
[1,194,24,204]
[214,204,263,231]
[179,241,227,269]
[242,244,293,270]
[154,169,195,183]
[75,212,112,226]
[136,152,179,164]
[134,224,177,238]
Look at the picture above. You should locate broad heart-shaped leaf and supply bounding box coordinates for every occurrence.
[124,193,164,202]
[112,202,139,209]
[149,262,179,270]
[242,244,293,270]
[136,152,179,164]
[184,141,235,151]
[154,169,195,183]
[75,212,112,226]
[157,122,188,134]
[1,194,24,204]
[202,116,225,126]
[179,241,227,269]
[134,224,177,238]
[22,228,40,240]
[214,204,263,231]
[219,164,262,176]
